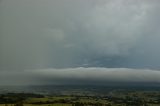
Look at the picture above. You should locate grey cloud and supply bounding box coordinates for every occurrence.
[1,0,160,85]
[1,67,160,85]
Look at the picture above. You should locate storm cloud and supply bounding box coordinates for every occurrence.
[1,67,160,85]
[1,0,160,85]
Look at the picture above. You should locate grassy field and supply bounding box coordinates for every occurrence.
[1,104,160,106]
[0,90,160,106]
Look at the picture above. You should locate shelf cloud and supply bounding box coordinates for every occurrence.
[1,0,160,85]
[1,67,160,85]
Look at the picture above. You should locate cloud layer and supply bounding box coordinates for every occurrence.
[1,67,160,85]
[1,0,160,70]
[1,0,160,85]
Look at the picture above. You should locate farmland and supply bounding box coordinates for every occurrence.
[0,89,160,106]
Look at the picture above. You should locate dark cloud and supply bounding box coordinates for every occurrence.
[1,0,160,85]
[1,67,160,85]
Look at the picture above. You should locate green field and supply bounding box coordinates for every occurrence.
[0,90,160,106]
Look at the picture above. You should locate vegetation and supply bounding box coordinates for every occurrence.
[0,90,160,106]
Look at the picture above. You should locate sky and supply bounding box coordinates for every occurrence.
[1,0,160,85]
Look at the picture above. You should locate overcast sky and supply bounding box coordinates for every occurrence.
[1,0,160,85]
